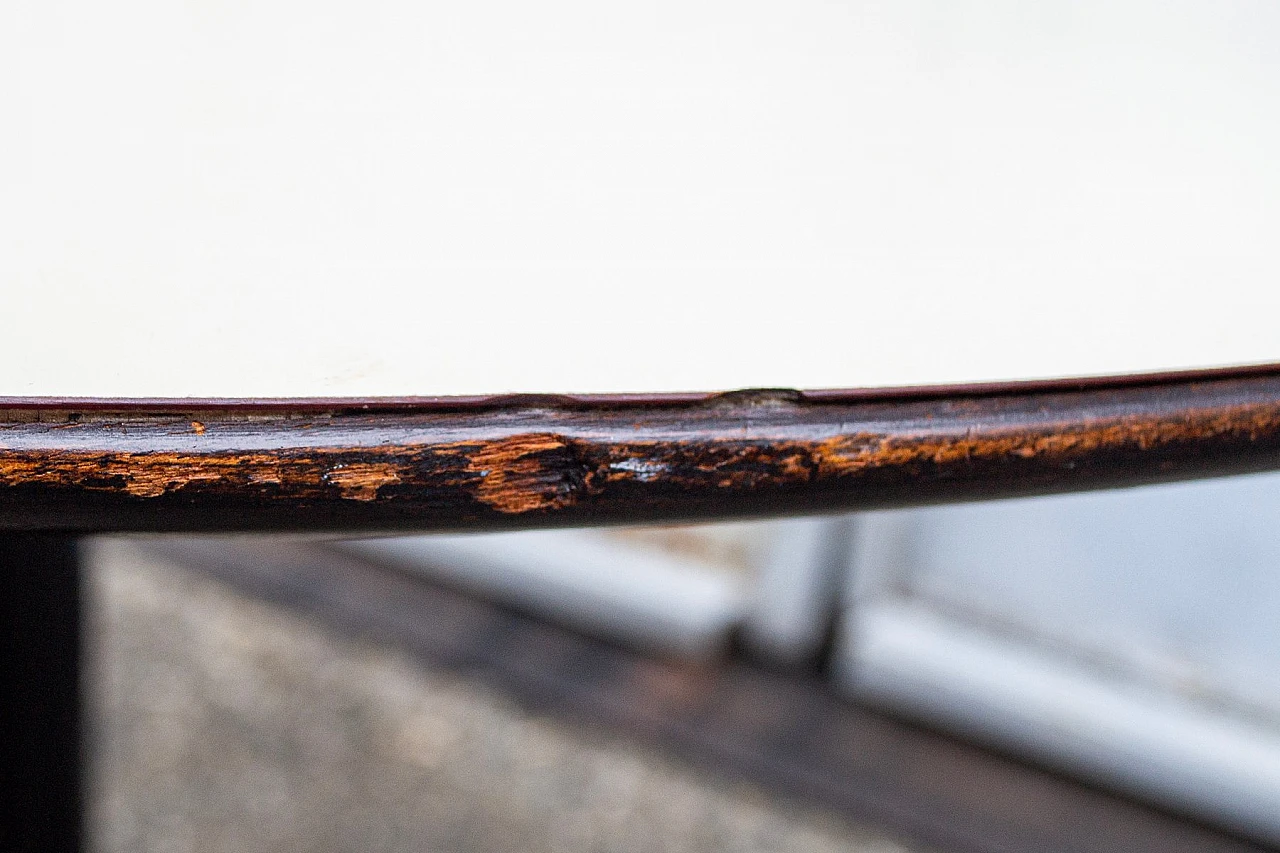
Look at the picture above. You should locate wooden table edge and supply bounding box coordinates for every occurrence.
[2,363,1279,534]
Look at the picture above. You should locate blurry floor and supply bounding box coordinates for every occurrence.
[85,539,918,853]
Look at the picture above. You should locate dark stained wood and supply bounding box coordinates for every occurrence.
[5,360,1280,412]
[4,370,1280,533]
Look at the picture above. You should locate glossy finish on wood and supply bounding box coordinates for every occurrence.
[3,370,1280,533]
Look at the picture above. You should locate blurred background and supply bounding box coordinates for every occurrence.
[86,472,1280,851]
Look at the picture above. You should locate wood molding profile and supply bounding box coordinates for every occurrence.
[3,367,1280,533]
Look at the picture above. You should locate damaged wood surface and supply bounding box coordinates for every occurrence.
[4,371,1280,533]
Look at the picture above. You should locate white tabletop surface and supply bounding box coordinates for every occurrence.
[3,0,1277,398]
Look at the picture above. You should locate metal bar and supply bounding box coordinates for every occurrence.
[0,535,82,852]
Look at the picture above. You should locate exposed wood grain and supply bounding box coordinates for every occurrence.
[3,372,1280,533]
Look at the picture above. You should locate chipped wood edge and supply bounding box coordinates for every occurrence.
[3,372,1280,533]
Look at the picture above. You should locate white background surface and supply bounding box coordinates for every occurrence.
[4,0,1278,397]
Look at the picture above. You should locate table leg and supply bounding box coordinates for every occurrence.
[0,535,82,853]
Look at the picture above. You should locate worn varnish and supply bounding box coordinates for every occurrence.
[3,372,1280,533]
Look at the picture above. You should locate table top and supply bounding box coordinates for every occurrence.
[4,0,1278,401]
